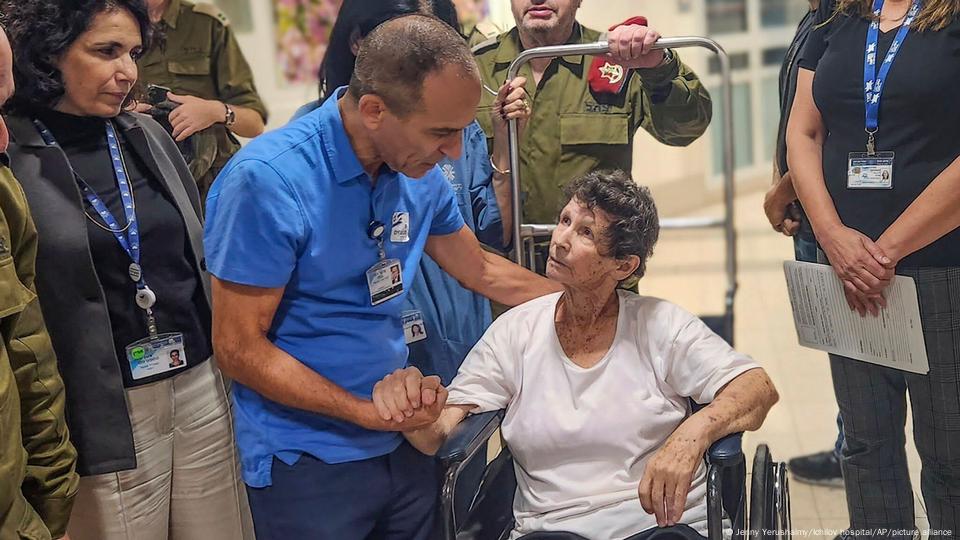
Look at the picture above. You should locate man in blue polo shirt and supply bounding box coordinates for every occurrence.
[203,15,559,540]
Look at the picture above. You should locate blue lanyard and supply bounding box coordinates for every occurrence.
[34,118,160,334]
[84,123,142,281]
[863,0,921,153]
[34,119,145,286]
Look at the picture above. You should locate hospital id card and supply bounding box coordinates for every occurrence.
[402,310,427,344]
[367,258,403,305]
[125,332,187,380]
[847,152,894,189]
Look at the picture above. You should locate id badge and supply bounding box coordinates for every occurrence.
[402,310,427,344]
[125,332,187,380]
[367,258,403,305]
[391,212,410,243]
[848,152,894,189]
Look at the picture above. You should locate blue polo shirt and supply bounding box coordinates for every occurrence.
[293,102,503,385]
[204,88,465,488]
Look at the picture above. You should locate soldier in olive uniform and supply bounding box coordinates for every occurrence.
[0,24,79,540]
[473,0,713,228]
[453,0,502,48]
[139,0,268,203]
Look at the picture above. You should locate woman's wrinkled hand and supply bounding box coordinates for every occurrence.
[638,426,707,527]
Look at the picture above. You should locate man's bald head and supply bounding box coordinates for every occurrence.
[349,14,479,117]
[0,25,13,153]
[0,25,13,107]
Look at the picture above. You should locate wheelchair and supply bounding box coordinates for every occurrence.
[435,34,792,540]
[435,407,791,540]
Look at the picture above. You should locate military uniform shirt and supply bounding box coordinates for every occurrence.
[472,24,713,224]
[138,0,267,191]
[0,163,78,540]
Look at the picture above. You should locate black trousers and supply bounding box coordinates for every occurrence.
[246,441,438,540]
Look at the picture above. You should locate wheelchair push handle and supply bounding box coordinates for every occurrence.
[504,40,609,265]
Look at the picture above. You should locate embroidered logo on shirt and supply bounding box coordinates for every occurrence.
[441,163,456,182]
[391,212,410,243]
[0,236,7,256]
[584,102,612,114]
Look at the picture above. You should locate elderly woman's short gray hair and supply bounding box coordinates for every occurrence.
[561,169,660,279]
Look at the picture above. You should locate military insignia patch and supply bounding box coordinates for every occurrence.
[588,58,629,95]
[598,62,624,85]
[193,3,230,26]
[588,15,650,95]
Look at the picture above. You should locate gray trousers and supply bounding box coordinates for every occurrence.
[68,359,255,540]
[830,266,960,538]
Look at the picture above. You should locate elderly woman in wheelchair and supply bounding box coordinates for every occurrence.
[372,170,779,540]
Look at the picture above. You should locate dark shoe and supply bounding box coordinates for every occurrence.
[787,449,844,487]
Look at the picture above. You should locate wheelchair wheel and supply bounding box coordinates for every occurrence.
[749,444,791,539]
[750,444,770,539]
[773,462,791,539]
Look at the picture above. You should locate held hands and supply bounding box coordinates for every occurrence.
[638,424,707,527]
[166,92,225,142]
[370,366,448,432]
[819,225,897,317]
[607,24,665,70]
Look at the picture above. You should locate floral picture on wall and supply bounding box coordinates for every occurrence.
[274,0,342,86]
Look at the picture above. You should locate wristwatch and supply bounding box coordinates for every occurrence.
[658,49,674,67]
[223,103,236,127]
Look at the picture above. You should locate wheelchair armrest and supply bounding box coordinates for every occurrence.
[707,432,743,466]
[436,410,504,467]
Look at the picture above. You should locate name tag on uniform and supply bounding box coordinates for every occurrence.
[848,152,894,189]
[391,212,410,243]
[367,259,403,305]
[402,310,428,344]
[125,332,187,380]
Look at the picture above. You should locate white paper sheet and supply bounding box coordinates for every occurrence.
[783,261,928,374]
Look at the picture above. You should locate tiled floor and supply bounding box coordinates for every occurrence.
[638,188,928,539]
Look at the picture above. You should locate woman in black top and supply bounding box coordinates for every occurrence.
[3,1,250,538]
[788,0,960,536]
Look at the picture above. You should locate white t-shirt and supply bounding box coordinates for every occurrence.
[446,290,759,540]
